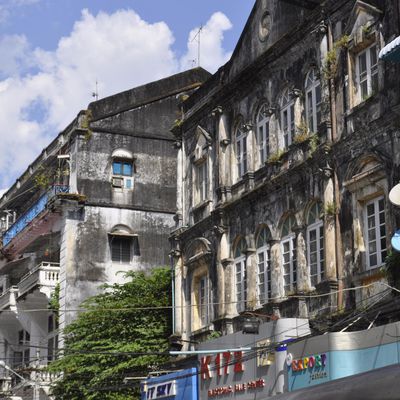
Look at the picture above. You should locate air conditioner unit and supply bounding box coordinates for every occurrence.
[125,178,133,189]
[112,177,123,188]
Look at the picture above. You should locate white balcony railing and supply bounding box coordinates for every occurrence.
[0,263,60,311]
[0,286,18,311]
[18,262,60,298]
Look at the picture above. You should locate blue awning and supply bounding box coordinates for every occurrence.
[379,36,400,62]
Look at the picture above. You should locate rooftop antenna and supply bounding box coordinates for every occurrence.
[191,25,203,67]
[92,80,99,101]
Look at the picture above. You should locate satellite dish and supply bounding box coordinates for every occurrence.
[391,230,400,252]
[286,353,293,366]
[389,183,400,206]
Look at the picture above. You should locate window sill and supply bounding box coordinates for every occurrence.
[353,265,386,284]
[192,324,213,336]
[191,199,211,213]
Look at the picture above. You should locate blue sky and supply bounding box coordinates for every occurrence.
[0,0,254,194]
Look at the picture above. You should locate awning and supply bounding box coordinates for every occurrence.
[379,36,400,62]
[271,364,400,400]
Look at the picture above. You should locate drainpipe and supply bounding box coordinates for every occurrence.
[170,252,175,334]
[327,20,343,310]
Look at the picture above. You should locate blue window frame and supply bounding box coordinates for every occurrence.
[113,161,132,176]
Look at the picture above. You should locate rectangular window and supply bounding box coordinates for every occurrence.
[258,121,270,165]
[365,197,386,269]
[196,161,208,203]
[257,247,271,305]
[199,276,210,326]
[113,161,132,177]
[357,45,378,101]
[111,237,132,263]
[308,223,325,286]
[281,104,295,149]
[236,258,247,312]
[282,237,297,293]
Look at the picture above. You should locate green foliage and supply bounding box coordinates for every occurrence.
[207,330,222,340]
[309,134,319,154]
[81,109,93,141]
[49,267,172,400]
[324,201,337,218]
[384,251,400,291]
[49,283,60,325]
[267,149,286,164]
[34,167,52,189]
[322,35,350,80]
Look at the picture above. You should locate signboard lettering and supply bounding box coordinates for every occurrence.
[201,351,244,381]
[146,381,176,399]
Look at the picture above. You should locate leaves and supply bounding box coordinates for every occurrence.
[50,267,172,400]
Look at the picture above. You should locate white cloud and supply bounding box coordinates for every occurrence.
[0,35,33,78]
[0,0,40,25]
[0,9,232,192]
[180,11,233,72]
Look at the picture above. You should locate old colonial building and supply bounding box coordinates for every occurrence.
[0,68,210,398]
[171,0,400,347]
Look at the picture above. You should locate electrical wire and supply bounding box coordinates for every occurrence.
[0,280,394,315]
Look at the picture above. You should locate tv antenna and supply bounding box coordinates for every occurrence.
[92,80,99,101]
[191,25,203,67]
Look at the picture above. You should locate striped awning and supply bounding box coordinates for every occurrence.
[379,36,400,62]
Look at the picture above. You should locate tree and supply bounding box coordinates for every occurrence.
[50,267,172,400]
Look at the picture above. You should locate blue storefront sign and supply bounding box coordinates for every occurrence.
[287,321,400,391]
[141,368,198,400]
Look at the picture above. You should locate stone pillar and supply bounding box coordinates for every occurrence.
[323,177,337,281]
[172,252,183,335]
[245,247,257,309]
[294,225,312,293]
[215,230,227,318]
[175,145,184,227]
[269,239,284,301]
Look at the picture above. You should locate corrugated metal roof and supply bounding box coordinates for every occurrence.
[379,36,400,62]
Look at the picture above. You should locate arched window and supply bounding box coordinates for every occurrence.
[305,70,321,133]
[307,203,324,286]
[108,225,139,263]
[256,104,270,166]
[234,238,247,312]
[256,227,271,305]
[235,123,247,179]
[280,89,295,149]
[281,215,297,293]
[111,149,134,190]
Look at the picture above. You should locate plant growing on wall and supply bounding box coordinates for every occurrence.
[267,149,286,164]
[49,267,172,400]
[384,251,400,292]
[322,35,350,80]
[81,109,93,141]
[49,283,60,325]
[34,167,53,189]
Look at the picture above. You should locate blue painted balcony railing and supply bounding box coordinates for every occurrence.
[2,185,69,247]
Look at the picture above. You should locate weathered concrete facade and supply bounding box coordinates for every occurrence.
[171,0,400,347]
[0,68,210,398]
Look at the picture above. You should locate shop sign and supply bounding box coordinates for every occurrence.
[208,378,265,397]
[145,380,176,399]
[201,351,244,380]
[289,353,328,382]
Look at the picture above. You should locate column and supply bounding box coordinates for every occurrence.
[294,225,312,293]
[269,239,284,301]
[323,177,337,281]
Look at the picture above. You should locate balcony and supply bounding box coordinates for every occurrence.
[0,263,59,312]
[2,185,69,247]
[0,287,18,311]
[18,262,60,299]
